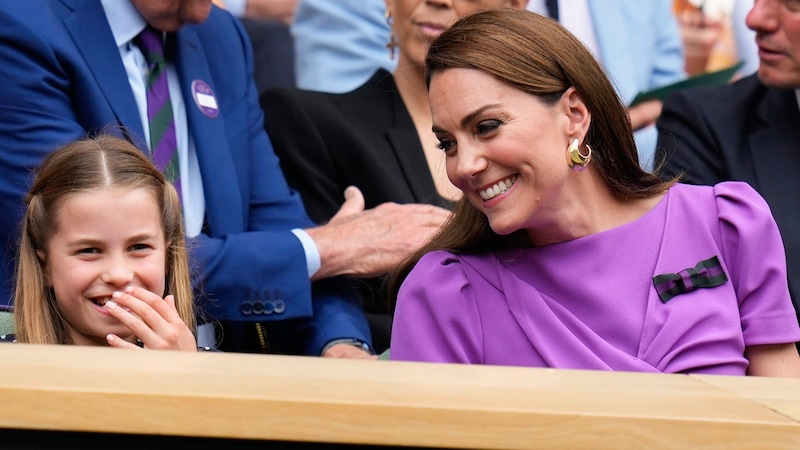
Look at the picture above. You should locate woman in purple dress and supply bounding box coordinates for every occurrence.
[389,9,800,376]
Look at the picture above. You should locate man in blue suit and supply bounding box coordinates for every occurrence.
[0,0,448,357]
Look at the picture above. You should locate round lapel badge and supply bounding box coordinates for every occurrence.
[191,80,219,118]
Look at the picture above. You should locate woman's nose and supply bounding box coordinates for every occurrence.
[454,145,488,180]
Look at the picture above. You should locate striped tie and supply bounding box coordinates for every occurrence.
[137,27,181,197]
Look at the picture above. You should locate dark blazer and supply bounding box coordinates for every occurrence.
[656,73,800,324]
[262,70,452,223]
[262,70,453,351]
[0,0,370,355]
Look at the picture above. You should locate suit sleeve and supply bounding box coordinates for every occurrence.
[190,11,371,353]
[655,88,728,184]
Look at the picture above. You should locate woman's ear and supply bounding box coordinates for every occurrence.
[562,87,591,139]
[509,0,530,9]
[36,250,52,287]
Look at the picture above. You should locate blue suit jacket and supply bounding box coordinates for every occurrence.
[0,0,370,354]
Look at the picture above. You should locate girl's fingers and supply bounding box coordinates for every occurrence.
[106,333,141,349]
[104,288,197,351]
[111,287,181,330]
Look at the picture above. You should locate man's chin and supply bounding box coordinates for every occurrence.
[757,67,800,90]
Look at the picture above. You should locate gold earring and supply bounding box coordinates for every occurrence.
[567,138,592,171]
[385,10,398,60]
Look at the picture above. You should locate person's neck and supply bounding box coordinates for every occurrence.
[393,58,430,125]
[527,174,665,247]
[392,56,464,201]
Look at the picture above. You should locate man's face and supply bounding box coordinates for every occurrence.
[747,0,800,88]
[130,0,213,32]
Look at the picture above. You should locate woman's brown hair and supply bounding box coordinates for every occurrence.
[389,9,676,310]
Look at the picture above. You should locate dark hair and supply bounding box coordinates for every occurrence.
[15,134,194,344]
[389,9,676,310]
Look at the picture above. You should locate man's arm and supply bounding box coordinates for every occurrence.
[305,186,452,281]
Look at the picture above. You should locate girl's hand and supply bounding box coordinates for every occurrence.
[104,286,197,352]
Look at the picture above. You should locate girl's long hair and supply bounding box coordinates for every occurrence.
[15,134,194,344]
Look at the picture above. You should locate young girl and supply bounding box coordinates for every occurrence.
[9,134,197,351]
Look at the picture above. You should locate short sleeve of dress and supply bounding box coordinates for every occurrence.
[390,250,484,363]
[714,182,800,346]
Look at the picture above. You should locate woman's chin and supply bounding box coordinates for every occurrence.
[488,221,518,236]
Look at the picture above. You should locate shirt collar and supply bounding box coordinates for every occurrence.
[100,0,148,47]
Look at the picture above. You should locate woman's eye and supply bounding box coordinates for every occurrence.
[476,119,502,135]
[77,248,100,255]
[436,138,455,153]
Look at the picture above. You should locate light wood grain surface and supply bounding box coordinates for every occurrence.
[1,344,799,449]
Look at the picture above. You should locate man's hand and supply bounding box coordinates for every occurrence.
[306,186,452,280]
[323,343,378,359]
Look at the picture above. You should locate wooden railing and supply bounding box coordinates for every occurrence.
[1,343,799,448]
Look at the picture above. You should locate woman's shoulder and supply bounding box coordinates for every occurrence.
[669,181,766,209]
[412,250,508,288]
[669,181,776,234]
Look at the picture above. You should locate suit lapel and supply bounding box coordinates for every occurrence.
[60,0,144,143]
[385,127,436,203]
[748,89,800,214]
[382,79,439,204]
[173,27,243,232]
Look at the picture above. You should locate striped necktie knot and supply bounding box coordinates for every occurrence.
[137,26,167,67]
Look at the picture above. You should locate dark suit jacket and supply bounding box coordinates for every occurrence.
[262,70,452,223]
[261,70,453,351]
[656,74,800,324]
[240,18,295,95]
[0,0,370,355]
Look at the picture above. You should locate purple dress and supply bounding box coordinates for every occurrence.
[390,182,800,374]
